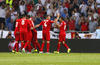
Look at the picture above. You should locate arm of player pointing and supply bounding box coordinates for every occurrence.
[54,13,61,28]
[54,13,60,23]
[32,21,43,30]
[34,24,40,29]
[31,24,41,30]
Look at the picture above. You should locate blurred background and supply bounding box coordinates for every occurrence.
[0,0,100,39]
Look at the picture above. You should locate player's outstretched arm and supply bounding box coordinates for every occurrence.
[33,24,40,29]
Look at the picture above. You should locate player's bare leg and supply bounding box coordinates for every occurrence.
[39,40,45,54]
[62,41,71,54]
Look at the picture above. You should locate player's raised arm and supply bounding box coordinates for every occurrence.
[55,21,61,28]
[54,14,61,28]
[55,14,62,28]
[54,13,60,23]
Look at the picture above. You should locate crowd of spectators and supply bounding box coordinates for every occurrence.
[0,0,100,33]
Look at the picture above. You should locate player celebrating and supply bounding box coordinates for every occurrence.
[25,15,34,53]
[18,15,31,53]
[33,15,59,53]
[12,18,20,53]
[29,17,41,52]
[54,17,71,54]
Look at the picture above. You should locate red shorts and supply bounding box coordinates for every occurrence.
[14,34,20,41]
[42,31,50,41]
[32,31,38,41]
[58,33,66,42]
[20,31,28,41]
[28,31,32,43]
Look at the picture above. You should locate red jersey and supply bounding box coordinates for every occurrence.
[40,19,54,32]
[27,4,33,13]
[14,19,20,35]
[29,18,34,27]
[19,18,31,32]
[29,18,37,32]
[65,2,70,8]
[60,21,66,33]
[27,20,33,32]
[80,22,88,31]
[65,4,70,8]
[68,20,75,30]
[40,11,45,18]
[66,22,68,31]
[98,9,100,14]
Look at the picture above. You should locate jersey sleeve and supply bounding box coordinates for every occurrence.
[39,21,43,25]
[60,22,63,26]
[27,20,32,28]
[15,20,18,28]
[50,20,54,23]
[15,19,19,31]
[30,20,34,27]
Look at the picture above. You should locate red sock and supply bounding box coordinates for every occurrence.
[16,43,18,52]
[36,42,41,50]
[24,42,29,49]
[32,41,36,50]
[13,43,16,50]
[21,42,24,50]
[41,43,45,52]
[63,43,69,49]
[28,45,31,52]
[47,43,50,52]
[57,44,61,52]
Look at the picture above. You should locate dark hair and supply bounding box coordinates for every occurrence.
[19,16,22,19]
[27,15,30,19]
[21,1,25,3]
[60,16,65,21]
[21,14,26,18]
[46,15,50,18]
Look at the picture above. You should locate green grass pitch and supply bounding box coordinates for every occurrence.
[0,53,100,65]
